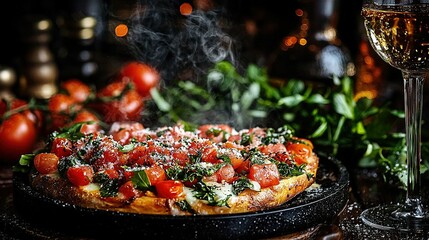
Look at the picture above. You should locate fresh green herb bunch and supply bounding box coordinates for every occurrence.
[146,61,429,186]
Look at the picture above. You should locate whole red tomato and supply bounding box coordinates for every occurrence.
[71,109,102,135]
[0,113,37,164]
[48,93,81,130]
[61,78,92,103]
[94,81,144,123]
[120,61,160,98]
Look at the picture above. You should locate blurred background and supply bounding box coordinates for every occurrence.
[0,0,404,104]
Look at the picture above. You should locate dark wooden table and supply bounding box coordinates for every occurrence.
[1,164,428,240]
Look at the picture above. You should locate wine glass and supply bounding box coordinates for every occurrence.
[360,0,429,231]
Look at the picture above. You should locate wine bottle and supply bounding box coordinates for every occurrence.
[267,0,355,86]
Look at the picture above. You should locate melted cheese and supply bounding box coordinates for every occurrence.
[183,186,198,205]
[81,183,100,192]
[206,181,235,203]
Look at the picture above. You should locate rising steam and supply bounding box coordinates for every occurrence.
[125,0,238,83]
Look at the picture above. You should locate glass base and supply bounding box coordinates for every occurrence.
[361,203,429,232]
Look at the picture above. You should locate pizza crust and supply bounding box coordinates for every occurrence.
[30,153,318,215]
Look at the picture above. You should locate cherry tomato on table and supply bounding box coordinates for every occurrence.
[0,98,40,164]
[0,113,37,164]
[61,78,92,103]
[71,109,102,135]
[48,93,81,130]
[119,61,160,98]
[93,79,144,123]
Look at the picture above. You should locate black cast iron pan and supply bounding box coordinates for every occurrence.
[10,154,349,240]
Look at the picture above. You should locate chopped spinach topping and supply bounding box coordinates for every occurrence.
[166,162,224,182]
[175,200,196,213]
[232,177,254,195]
[245,148,267,165]
[262,126,294,145]
[274,160,307,178]
[240,133,253,146]
[193,181,230,207]
[93,172,119,197]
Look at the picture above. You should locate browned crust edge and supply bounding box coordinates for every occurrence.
[30,154,319,215]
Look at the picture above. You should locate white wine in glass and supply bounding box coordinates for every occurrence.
[361,0,429,231]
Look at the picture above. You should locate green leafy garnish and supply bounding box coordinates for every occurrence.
[13,154,35,173]
[144,60,423,187]
[131,170,152,190]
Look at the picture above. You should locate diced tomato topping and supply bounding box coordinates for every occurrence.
[118,180,139,201]
[172,149,190,166]
[248,163,280,188]
[215,164,236,183]
[67,165,94,186]
[155,180,184,199]
[286,143,312,165]
[293,137,314,149]
[219,146,244,169]
[33,153,59,174]
[259,143,287,155]
[223,141,244,151]
[227,134,241,144]
[236,159,251,175]
[201,146,220,164]
[144,165,167,185]
[123,170,135,181]
[92,148,122,171]
[127,145,148,166]
[104,169,119,179]
[188,140,208,155]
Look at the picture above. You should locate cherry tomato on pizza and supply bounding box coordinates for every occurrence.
[50,137,73,159]
[144,165,167,185]
[67,165,94,186]
[119,61,160,98]
[33,153,59,174]
[155,180,184,199]
[118,180,140,201]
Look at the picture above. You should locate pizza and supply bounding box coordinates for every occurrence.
[20,122,319,215]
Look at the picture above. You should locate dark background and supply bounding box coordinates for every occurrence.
[0,0,405,109]
[0,0,365,73]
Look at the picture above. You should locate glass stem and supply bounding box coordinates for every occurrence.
[403,71,425,217]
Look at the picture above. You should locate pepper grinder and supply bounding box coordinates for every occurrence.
[0,66,17,101]
[56,15,98,84]
[19,16,58,99]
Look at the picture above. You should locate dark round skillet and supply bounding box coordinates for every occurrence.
[11,154,349,240]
